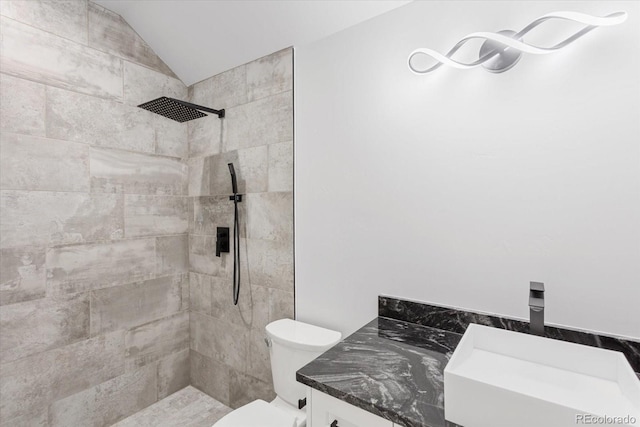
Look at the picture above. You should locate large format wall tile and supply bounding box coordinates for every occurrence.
[245,192,293,241]
[88,2,177,79]
[0,330,125,423]
[224,90,293,152]
[189,235,232,277]
[0,293,89,363]
[157,348,190,399]
[192,196,235,236]
[0,133,89,192]
[0,16,122,100]
[229,370,274,409]
[123,61,186,107]
[190,312,248,372]
[189,272,213,315]
[242,238,294,291]
[90,275,185,335]
[0,73,45,136]
[190,65,247,110]
[191,274,270,332]
[207,151,239,194]
[153,115,188,158]
[186,48,294,407]
[188,157,210,196]
[156,235,189,276]
[49,363,157,427]
[268,141,293,192]
[188,115,222,158]
[0,246,45,306]
[247,328,272,383]
[46,86,154,154]
[0,0,89,44]
[46,238,155,295]
[124,195,188,237]
[0,2,198,424]
[181,271,190,312]
[193,275,270,334]
[125,312,189,372]
[0,191,123,249]
[190,350,231,406]
[90,147,188,195]
[208,147,268,195]
[268,287,295,322]
[0,409,48,427]
[46,86,188,157]
[181,273,190,311]
[246,48,293,103]
[238,146,269,193]
[210,280,269,332]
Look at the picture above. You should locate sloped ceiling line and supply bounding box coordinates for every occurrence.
[94,0,411,86]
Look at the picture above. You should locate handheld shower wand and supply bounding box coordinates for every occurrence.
[228,163,238,195]
[228,163,242,305]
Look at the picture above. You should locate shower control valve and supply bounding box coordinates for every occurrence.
[215,227,230,257]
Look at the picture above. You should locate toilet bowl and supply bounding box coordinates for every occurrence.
[213,319,342,427]
[213,399,298,427]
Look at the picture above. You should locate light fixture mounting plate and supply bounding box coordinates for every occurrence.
[480,30,523,73]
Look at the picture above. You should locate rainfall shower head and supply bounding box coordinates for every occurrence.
[137,96,225,122]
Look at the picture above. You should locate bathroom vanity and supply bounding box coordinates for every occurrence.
[308,387,397,427]
[297,316,462,427]
[296,296,640,427]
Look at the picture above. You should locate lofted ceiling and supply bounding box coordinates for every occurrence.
[95,0,412,86]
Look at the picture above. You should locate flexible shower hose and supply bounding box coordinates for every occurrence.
[232,195,240,305]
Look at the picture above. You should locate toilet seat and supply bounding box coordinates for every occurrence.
[214,399,297,427]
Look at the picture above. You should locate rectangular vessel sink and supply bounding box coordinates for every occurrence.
[444,324,640,427]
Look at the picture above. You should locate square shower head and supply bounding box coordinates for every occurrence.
[138,96,208,123]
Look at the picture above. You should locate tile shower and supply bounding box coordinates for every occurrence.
[187,48,294,408]
[0,1,293,425]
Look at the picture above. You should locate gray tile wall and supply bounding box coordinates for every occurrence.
[0,1,190,425]
[187,47,294,408]
[1,1,294,422]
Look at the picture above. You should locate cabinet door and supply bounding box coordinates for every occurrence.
[310,389,393,427]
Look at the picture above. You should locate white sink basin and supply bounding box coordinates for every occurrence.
[444,324,640,427]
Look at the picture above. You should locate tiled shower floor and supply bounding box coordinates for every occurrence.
[113,386,232,427]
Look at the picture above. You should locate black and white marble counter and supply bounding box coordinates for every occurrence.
[379,296,640,377]
[297,296,640,427]
[297,316,462,427]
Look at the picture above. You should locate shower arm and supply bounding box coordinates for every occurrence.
[170,98,225,118]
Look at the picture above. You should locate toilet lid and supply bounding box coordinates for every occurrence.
[214,400,297,427]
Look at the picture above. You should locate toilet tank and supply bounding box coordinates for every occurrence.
[265,319,342,408]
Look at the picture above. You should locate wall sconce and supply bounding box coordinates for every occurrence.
[408,11,627,74]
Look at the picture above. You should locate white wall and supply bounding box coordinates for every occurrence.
[294,1,640,339]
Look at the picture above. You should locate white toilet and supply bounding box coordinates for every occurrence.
[213,319,342,427]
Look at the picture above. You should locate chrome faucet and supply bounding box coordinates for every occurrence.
[529,282,545,336]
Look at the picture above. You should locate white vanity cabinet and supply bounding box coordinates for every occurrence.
[307,388,395,427]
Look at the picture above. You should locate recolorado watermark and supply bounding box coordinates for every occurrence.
[576,414,637,425]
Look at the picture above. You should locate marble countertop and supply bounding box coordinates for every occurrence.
[297,296,640,426]
[296,317,463,427]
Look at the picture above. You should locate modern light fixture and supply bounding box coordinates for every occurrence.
[408,11,628,74]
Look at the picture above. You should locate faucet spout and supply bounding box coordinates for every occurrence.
[529,281,545,336]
